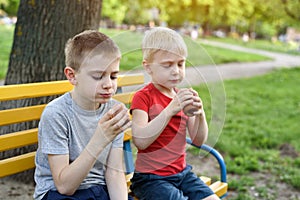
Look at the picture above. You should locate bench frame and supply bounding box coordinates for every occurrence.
[0,74,228,198]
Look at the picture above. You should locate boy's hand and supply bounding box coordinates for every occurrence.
[167,88,204,117]
[168,88,194,116]
[97,104,131,144]
[186,88,204,116]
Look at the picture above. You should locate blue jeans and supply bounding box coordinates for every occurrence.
[130,165,214,200]
[41,184,134,200]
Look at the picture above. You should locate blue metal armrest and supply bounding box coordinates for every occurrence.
[186,138,227,183]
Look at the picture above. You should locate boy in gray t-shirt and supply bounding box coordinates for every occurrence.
[34,30,131,200]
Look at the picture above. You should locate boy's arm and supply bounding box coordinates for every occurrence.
[187,112,208,146]
[48,150,98,195]
[105,147,127,200]
[48,104,131,195]
[131,108,172,150]
[132,88,194,150]
[186,90,209,146]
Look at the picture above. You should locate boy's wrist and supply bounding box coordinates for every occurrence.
[164,106,175,118]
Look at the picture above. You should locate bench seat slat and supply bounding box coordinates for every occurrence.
[209,181,228,197]
[200,176,211,185]
[0,152,36,178]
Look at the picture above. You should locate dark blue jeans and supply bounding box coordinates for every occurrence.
[130,165,214,200]
[41,184,134,200]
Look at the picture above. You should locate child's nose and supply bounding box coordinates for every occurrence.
[102,76,113,88]
[172,65,179,74]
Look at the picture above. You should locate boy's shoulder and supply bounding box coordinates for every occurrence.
[136,83,155,94]
[46,93,71,109]
[42,93,71,118]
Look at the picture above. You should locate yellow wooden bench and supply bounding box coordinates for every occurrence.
[0,73,228,198]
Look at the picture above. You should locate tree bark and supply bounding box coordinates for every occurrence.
[1,0,102,183]
[5,0,102,84]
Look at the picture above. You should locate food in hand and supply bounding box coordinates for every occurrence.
[183,104,199,117]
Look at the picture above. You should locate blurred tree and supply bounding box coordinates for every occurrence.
[102,0,127,25]
[1,0,102,183]
[1,0,19,15]
[282,0,300,21]
[0,0,8,7]
[122,0,150,25]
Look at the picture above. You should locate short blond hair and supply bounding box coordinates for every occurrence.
[65,30,120,71]
[142,27,188,61]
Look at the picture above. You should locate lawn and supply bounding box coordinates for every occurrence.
[192,67,300,199]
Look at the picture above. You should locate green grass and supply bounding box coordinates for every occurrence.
[191,67,300,198]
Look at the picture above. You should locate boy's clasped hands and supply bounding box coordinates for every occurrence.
[168,88,204,117]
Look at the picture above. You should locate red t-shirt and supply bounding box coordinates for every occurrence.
[130,83,188,176]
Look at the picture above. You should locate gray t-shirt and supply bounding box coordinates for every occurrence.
[33,93,124,200]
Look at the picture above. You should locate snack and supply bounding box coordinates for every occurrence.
[183,104,199,117]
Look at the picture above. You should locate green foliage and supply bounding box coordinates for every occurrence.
[0,25,13,78]
[122,1,150,25]
[256,22,278,39]
[0,0,19,16]
[102,0,127,24]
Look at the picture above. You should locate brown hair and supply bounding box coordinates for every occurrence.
[65,30,120,71]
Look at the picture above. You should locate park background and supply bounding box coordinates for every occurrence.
[0,0,300,199]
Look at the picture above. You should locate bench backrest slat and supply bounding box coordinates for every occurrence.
[0,105,46,126]
[0,128,38,152]
[0,152,36,177]
[0,74,144,101]
[0,81,73,101]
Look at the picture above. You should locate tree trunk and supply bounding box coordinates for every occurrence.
[0,0,102,183]
[5,0,102,84]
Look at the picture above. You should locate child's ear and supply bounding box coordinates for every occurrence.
[64,66,77,85]
[143,60,152,74]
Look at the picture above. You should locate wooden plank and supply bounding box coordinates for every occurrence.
[118,74,144,87]
[209,181,228,197]
[0,152,36,178]
[0,74,144,102]
[0,128,38,152]
[200,176,212,186]
[126,173,133,187]
[123,129,132,141]
[113,92,136,104]
[0,105,46,126]
[0,80,73,101]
